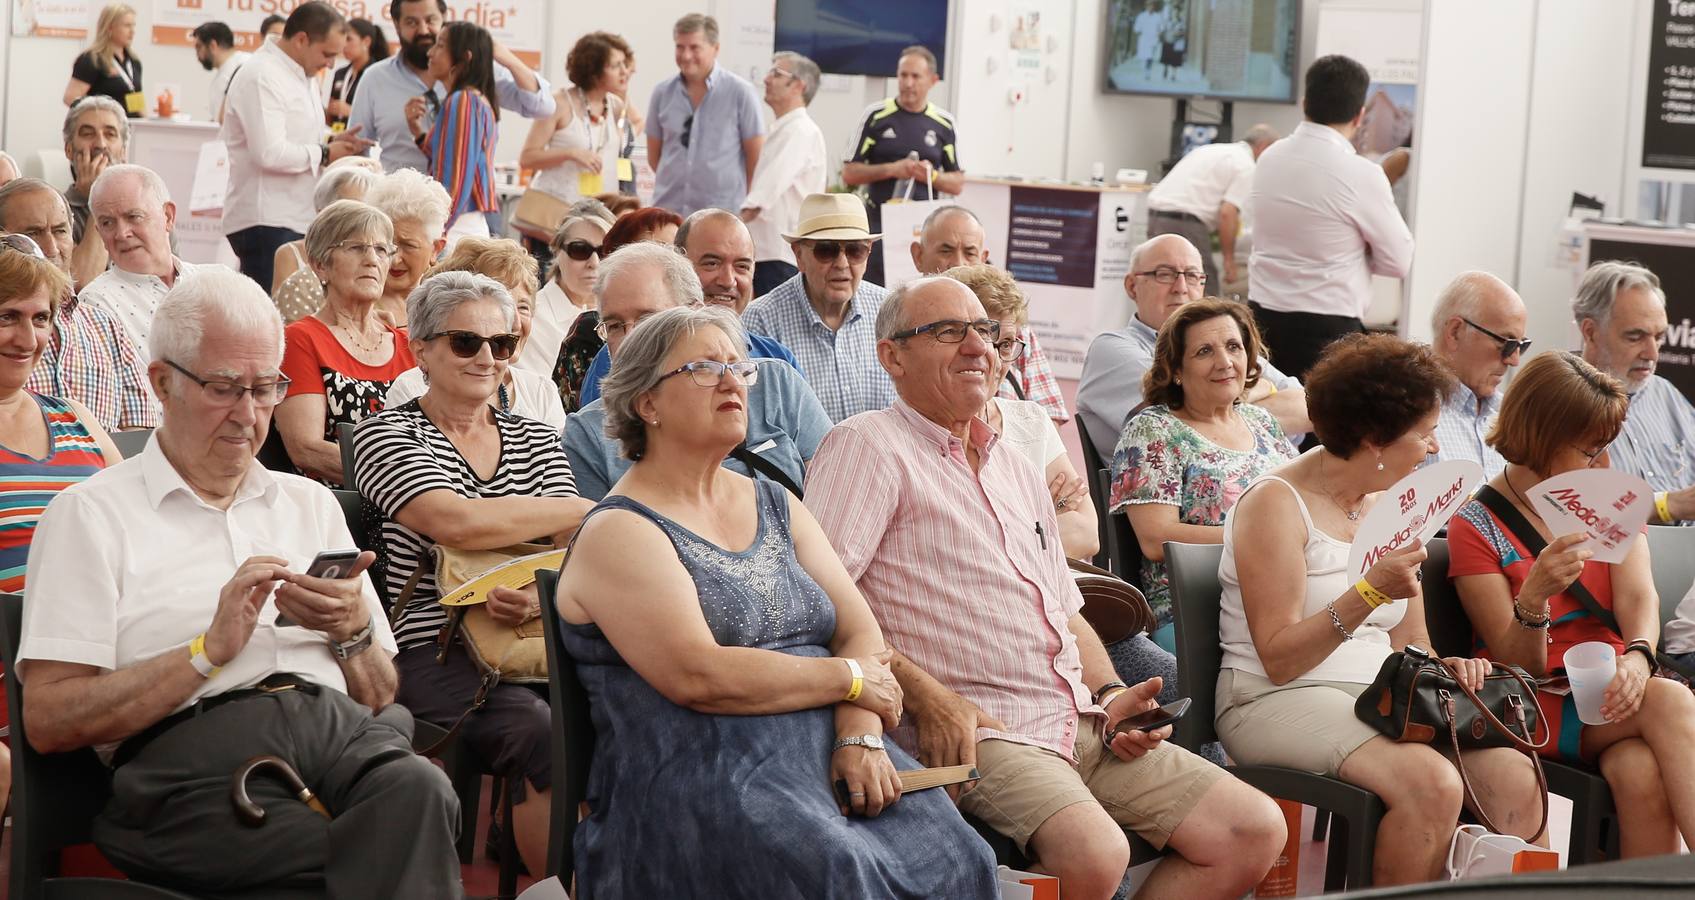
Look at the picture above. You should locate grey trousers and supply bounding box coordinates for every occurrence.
[1145,210,1219,289]
[94,685,464,899]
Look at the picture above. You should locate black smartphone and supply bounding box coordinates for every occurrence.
[1108,697,1192,738]
[275,549,362,627]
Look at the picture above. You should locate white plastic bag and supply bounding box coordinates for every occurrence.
[1446,823,1559,879]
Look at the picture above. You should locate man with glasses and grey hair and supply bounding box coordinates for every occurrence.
[1077,234,1307,463]
[1424,271,1528,477]
[743,51,827,297]
[563,241,830,500]
[17,264,462,897]
[1573,259,1695,522]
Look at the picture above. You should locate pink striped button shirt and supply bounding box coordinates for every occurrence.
[807,400,1102,762]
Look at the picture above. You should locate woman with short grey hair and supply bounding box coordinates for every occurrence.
[353,268,590,875]
[274,200,411,486]
[555,303,998,896]
[365,169,453,328]
[271,160,384,313]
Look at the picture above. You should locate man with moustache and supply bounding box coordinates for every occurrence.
[347,0,554,174]
[190,21,249,123]
[0,177,155,431]
[1424,271,1529,477]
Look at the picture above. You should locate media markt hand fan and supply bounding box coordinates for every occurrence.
[1527,468,1654,564]
[1347,460,1485,582]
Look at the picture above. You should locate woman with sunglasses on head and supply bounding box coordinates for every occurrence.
[354,270,592,877]
[519,203,614,380]
[275,201,414,487]
[1449,350,1695,858]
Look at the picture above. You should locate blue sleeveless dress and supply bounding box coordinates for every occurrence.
[560,479,998,898]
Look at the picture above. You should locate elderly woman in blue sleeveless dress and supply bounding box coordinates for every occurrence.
[554,304,997,898]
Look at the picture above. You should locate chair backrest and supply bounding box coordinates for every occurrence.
[110,428,152,459]
[1076,415,1106,494]
[1088,467,1114,571]
[1645,526,1695,632]
[535,568,596,883]
[0,593,116,897]
[331,488,386,601]
[1165,541,1225,752]
[337,422,358,493]
[1419,538,1473,658]
[1103,470,1145,588]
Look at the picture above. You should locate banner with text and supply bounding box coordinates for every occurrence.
[12,0,92,38]
[150,0,544,65]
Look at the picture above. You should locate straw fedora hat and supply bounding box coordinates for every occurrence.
[782,193,882,242]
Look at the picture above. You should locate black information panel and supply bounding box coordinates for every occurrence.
[1004,187,1099,289]
[1643,0,1695,170]
[1591,238,1695,401]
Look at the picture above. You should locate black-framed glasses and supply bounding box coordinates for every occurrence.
[680,112,695,149]
[561,239,602,262]
[1461,317,1533,361]
[804,240,872,264]
[994,336,1027,362]
[1133,265,1206,285]
[164,360,291,407]
[656,359,761,388]
[1579,443,1608,467]
[0,233,44,259]
[891,318,1001,345]
[430,330,520,360]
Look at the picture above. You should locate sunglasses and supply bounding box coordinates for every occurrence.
[1461,317,1533,361]
[430,330,520,360]
[680,112,695,149]
[0,233,45,259]
[805,240,872,264]
[561,239,602,262]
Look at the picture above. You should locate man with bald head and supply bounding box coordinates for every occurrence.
[1425,271,1529,476]
[79,164,195,362]
[1077,234,1308,462]
[0,177,155,432]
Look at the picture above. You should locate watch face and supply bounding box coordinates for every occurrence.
[863,734,884,750]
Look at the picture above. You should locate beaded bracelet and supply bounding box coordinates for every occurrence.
[1511,598,1550,630]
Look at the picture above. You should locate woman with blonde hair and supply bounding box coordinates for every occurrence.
[64,3,143,116]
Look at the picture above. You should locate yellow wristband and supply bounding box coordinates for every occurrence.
[188,632,220,678]
[1266,383,1278,396]
[1656,492,1674,525]
[1355,578,1394,609]
[843,657,864,702]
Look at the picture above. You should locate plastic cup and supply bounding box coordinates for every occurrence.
[1565,641,1618,726]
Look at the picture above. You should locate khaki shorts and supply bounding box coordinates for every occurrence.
[1213,668,1381,777]
[957,731,1226,855]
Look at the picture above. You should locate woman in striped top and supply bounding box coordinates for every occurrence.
[406,22,515,240]
[352,271,591,876]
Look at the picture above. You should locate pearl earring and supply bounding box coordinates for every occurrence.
[649,419,659,427]
[1376,455,1385,472]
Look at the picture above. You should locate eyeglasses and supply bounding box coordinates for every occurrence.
[768,67,798,81]
[656,359,761,388]
[0,233,45,259]
[595,311,656,342]
[804,240,872,264]
[891,318,1001,345]
[680,112,695,149]
[164,360,291,407]
[429,330,520,360]
[561,239,602,262]
[1134,266,1206,285]
[1461,318,1533,361]
[335,241,395,260]
[994,336,1027,362]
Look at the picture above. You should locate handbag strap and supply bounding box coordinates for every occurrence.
[728,442,804,499]
[1473,485,1621,636]
[1437,680,1549,841]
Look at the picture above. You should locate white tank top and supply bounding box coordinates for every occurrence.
[1218,474,1403,684]
[530,87,622,201]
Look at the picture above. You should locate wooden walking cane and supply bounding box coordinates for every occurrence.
[232,755,331,826]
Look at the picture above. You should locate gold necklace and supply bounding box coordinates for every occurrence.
[329,313,382,353]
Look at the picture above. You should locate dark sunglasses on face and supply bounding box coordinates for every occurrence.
[431,330,520,360]
[1461,317,1533,361]
[805,240,872,264]
[561,239,603,262]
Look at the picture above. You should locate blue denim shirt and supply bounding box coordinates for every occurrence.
[645,65,765,215]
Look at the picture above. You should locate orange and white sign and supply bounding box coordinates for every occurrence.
[1348,460,1484,581]
[149,0,544,66]
[1529,468,1653,564]
[11,0,93,38]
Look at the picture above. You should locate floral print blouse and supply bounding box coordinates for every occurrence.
[1109,403,1296,625]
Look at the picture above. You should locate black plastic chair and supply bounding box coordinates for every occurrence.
[1165,541,1386,892]
[336,422,358,493]
[1419,538,1621,865]
[1645,525,1695,678]
[0,594,321,899]
[1077,419,1113,571]
[1099,468,1148,589]
[536,568,594,885]
[330,488,386,602]
[109,429,152,460]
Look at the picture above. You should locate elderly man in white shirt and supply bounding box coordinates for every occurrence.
[79,164,195,363]
[1248,54,1413,380]
[1424,271,1529,478]
[743,51,828,298]
[1146,123,1277,288]
[18,265,461,897]
[221,2,372,292]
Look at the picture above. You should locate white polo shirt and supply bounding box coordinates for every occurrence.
[744,107,828,265]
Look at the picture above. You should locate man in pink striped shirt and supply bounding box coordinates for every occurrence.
[807,276,1284,900]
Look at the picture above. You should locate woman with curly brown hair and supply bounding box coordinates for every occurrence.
[520,32,633,214]
[1217,333,1544,885]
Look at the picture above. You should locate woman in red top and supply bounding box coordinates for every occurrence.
[1449,351,1695,857]
[275,200,414,486]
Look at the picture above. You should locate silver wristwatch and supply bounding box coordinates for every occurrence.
[831,733,886,753]
[331,623,374,661]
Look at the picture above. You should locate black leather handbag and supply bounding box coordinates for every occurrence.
[1355,644,1550,836]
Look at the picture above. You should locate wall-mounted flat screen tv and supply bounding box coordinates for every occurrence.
[1103,0,1299,103]
[775,0,950,79]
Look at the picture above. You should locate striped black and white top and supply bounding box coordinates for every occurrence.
[353,399,578,651]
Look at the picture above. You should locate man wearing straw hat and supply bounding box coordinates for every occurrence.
[743,193,895,423]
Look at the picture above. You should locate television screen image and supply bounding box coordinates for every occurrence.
[1104,0,1299,103]
[775,0,950,79]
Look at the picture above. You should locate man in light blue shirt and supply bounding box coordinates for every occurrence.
[347,0,554,173]
[565,242,830,500]
[1424,271,1526,478]
[646,14,765,216]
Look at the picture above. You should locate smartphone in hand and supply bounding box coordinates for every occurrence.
[275,549,362,628]
[1107,696,1192,739]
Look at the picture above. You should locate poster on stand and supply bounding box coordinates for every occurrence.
[12,0,91,38]
[149,0,545,65]
[1642,0,1695,170]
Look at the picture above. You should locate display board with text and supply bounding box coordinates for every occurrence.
[148,0,544,66]
[1643,0,1695,170]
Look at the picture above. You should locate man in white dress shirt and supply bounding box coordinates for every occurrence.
[18,265,460,897]
[79,164,195,364]
[221,2,373,292]
[1248,54,1413,380]
[191,21,249,123]
[1146,123,1278,288]
[1425,271,1528,477]
[743,51,827,298]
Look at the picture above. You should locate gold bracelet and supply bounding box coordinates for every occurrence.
[843,658,864,702]
[1355,578,1394,609]
[1656,492,1674,525]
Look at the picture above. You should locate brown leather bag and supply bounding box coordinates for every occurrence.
[1067,559,1155,644]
